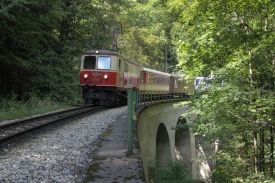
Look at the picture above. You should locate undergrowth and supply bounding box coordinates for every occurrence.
[0,97,70,122]
[149,160,204,183]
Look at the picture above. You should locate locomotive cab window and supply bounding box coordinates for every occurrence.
[83,56,96,69]
[97,56,111,70]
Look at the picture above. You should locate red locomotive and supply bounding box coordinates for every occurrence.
[80,50,194,105]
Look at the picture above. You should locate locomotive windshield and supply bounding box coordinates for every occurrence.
[82,56,111,70]
[97,56,111,70]
[83,56,96,69]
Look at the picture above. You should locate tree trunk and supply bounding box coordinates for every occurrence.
[243,132,249,176]
[260,129,265,173]
[254,132,259,173]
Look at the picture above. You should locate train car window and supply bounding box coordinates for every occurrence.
[141,71,146,83]
[129,64,132,73]
[174,80,178,88]
[83,56,96,69]
[195,79,199,86]
[118,59,121,70]
[97,56,111,70]
[124,63,128,72]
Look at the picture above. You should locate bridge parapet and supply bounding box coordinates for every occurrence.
[135,91,189,111]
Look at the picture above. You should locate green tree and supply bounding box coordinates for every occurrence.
[175,0,275,181]
[119,0,182,71]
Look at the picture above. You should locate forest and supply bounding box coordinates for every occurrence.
[0,0,274,182]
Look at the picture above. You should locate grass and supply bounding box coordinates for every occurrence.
[82,126,114,182]
[83,162,103,182]
[0,97,70,122]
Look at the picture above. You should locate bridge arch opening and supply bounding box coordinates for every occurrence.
[175,116,192,176]
[156,123,171,167]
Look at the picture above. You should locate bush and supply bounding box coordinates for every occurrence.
[148,160,204,183]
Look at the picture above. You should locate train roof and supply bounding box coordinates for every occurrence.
[171,73,183,78]
[82,50,139,66]
[82,50,120,56]
[141,67,171,77]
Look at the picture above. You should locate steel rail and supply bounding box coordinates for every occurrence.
[0,105,103,145]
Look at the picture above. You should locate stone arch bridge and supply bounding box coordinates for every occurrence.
[130,98,213,182]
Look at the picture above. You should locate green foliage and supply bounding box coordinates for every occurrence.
[175,0,275,76]
[187,64,274,181]
[119,0,180,71]
[174,0,275,181]
[232,173,274,183]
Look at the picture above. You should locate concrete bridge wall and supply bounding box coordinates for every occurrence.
[136,101,211,182]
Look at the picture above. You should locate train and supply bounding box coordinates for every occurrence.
[80,50,194,105]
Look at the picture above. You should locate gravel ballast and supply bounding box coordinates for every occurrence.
[0,106,126,183]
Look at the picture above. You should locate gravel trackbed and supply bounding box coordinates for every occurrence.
[0,106,126,183]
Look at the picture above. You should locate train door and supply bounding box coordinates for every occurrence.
[169,77,175,94]
[117,57,124,87]
[123,62,129,87]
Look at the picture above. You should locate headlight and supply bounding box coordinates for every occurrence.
[103,74,108,79]
[84,74,88,79]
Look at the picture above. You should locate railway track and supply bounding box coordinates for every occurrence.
[0,105,102,145]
